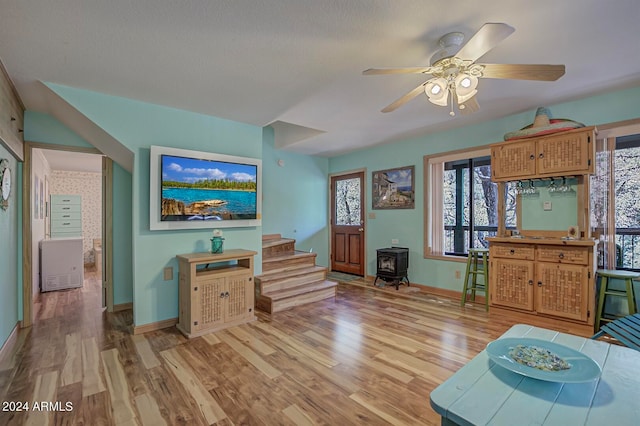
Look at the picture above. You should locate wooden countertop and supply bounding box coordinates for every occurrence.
[486,236,597,247]
[176,249,258,263]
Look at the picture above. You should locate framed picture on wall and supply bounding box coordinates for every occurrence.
[34,175,40,219]
[372,165,415,209]
[39,179,44,219]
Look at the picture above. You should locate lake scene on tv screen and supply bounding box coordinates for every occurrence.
[161,155,257,221]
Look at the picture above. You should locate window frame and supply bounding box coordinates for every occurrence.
[593,119,640,271]
[423,145,492,261]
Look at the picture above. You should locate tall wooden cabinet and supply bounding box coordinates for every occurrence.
[0,60,24,159]
[176,249,257,338]
[488,126,597,327]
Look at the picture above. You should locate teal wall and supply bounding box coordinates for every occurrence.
[329,85,640,292]
[0,142,19,347]
[46,83,265,327]
[261,127,330,266]
[25,111,95,148]
[520,179,578,231]
[113,162,133,305]
[24,111,133,307]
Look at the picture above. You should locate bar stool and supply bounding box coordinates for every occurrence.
[461,248,489,311]
[595,269,640,331]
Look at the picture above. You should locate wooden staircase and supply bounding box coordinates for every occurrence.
[255,234,338,313]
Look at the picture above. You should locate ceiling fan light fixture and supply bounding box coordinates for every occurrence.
[425,78,448,106]
[454,73,479,104]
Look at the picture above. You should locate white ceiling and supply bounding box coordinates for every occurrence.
[1,1,640,157]
[38,149,103,173]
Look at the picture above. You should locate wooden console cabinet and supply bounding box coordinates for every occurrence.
[488,238,595,325]
[491,127,595,181]
[176,249,257,338]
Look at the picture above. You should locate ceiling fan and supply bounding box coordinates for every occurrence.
[363,23,565,116]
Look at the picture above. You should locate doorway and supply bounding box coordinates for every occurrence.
[330,171,365,276]
[22,142,114,328]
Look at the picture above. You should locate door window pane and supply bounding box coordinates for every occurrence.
[335,178,361,225]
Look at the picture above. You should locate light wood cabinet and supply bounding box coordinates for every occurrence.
[491,127,595,181]
[176,249,257,338]
[0,60,24,160]
[489,240,594,324]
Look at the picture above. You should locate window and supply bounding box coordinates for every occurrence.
[425,147,516,258]
[592,129,640,270]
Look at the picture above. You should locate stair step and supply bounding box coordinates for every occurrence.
[262,238,295,249]
[257,266,327,293]
[259,263,323,281]
[262,251,318,273]
[262,238,296,258]
[256,281,337,314]
[267,279,338,301]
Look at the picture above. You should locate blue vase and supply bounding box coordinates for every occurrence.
[211,237,224,254]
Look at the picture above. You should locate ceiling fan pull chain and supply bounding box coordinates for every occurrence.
[449,91,455,116]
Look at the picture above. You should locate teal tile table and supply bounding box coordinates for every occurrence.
[430,324,640,425]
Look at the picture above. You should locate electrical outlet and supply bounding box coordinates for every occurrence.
[455,270,461,279]
[391,239,399,245]
[163,267,173,281]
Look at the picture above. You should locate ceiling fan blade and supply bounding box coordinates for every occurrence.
[363,67,435,75]
[381,82,428,113]
[479,64,566,81]
[460,97,480,115]
[455,23,515,62]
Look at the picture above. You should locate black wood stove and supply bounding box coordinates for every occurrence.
[374,247,410,290]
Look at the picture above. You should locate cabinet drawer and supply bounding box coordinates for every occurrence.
[51,194,81,205]
[536,246,589,265]
[51,204,81,214]
[491,243,535,260]
[51,230,82,238]
[51,211,81,220]
[51,219,82,230]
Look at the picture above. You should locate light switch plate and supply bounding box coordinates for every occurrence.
[163,267,173,281]
[391,239,399,244]
[543,201,552,211]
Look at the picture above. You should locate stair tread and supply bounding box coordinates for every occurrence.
[257,265,327,282]
[263,250,317,263]
[261,280,338,300]
[262,238,296,249]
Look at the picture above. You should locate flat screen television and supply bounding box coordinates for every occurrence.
[149,145,262,230]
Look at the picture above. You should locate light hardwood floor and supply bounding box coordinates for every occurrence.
[0,270,593,425]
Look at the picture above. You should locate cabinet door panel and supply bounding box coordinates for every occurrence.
[193,277,225,331]
[535,263,588,321]
[490,258,534,311]
[226,274,252,322]
[491,140,536,181]
[537,130,592,175]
